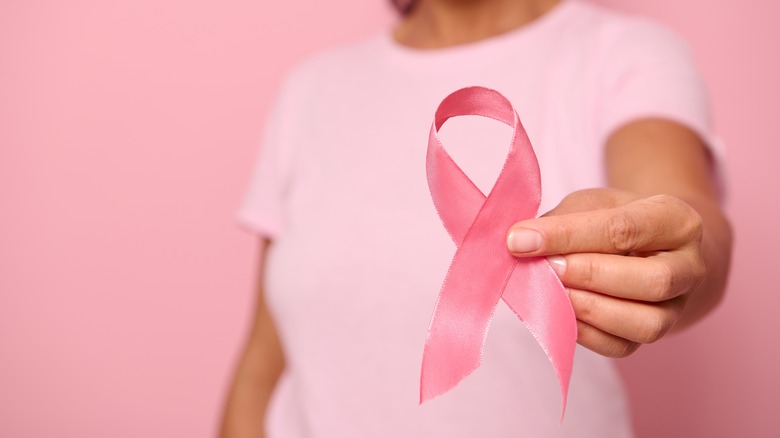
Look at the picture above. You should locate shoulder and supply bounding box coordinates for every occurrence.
[277,35,386,96]
[564,1,695,60]
[264,34,385,124]
[555,1,704,106]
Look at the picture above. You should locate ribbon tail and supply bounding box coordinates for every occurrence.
[419,251,511,404]
[419,211,519,404]
[419,315,484,404]
[501,258,577,419]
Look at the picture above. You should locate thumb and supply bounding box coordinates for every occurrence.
[541,188,638,217]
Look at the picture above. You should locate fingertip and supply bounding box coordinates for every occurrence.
[547,255,566,277]
[507,228,543,254]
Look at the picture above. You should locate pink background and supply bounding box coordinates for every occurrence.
[0,1,777,437]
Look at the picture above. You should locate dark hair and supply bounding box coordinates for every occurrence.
[390,0,417,15]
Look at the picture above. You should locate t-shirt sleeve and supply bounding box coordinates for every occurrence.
[235,77,300,238]
[597,21,726,195]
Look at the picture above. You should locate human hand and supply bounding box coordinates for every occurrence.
[506,188,706,357]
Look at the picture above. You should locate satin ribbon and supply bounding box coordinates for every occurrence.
[420,86,577,415]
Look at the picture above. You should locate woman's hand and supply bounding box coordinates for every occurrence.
[506,188,707,358]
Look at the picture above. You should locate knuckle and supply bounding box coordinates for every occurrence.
[683,255,707,294]
[640,311,672,344]
[606,212,639,253]
[648,194,703,243]
[573,290,598,322]
[645,194,688,213]
[645,193,677,206]
[684,210,704,243]
[649,261,676,301]
[575,256,598,290]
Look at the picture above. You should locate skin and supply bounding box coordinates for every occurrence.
[394,0,561,48]
[508,118,732,357]
[220,0,733,435]
[220,240,283,438]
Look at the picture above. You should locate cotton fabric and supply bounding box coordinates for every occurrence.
[236,1,719,436]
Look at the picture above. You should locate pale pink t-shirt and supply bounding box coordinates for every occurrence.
[236,1,718,436]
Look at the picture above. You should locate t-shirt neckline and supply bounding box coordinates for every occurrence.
[378,0,576,69]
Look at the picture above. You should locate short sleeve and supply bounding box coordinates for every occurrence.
[599,22,709,139]
[235,77,300,238]
[598,20,726,197]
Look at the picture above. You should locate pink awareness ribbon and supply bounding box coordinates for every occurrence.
[420,86,577,415]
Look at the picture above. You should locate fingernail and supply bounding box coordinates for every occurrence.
[507,228,542,253]
[547,256,566,276]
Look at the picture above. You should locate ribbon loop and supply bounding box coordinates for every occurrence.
[420,87,577,416]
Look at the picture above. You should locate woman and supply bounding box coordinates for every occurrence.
[221,0,732,436]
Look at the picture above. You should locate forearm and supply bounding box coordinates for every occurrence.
[221,239,285,438]
[220,330,284,438]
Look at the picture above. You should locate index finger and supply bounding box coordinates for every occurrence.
[507,195,702,256]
